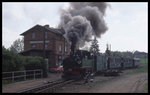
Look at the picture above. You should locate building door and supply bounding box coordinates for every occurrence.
[58,55,62,66]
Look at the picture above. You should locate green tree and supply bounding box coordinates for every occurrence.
[89,37,100,56]
[24,56,44,70]
[89,37,100,72]
[2,46,24,72]
[3,46,46,78]
[9,37,24,53]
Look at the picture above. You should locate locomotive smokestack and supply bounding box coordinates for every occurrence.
[59,2,109,48]
[70,33,77,55]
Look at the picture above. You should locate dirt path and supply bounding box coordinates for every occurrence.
[90,72,148,93]
[55,72,148,93]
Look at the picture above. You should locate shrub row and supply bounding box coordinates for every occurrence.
[2,46,45,72]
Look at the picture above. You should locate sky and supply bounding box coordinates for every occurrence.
[2,2,148,53]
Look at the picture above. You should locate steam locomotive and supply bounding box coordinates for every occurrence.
[62,43,140,80]
[62,50,94,80]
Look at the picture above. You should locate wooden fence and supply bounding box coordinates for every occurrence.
[2,69,43,84]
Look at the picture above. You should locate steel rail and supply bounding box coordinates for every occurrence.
[16,79,74,93]
[35,79,74,93]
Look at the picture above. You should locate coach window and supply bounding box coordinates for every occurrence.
[32,32,35,39]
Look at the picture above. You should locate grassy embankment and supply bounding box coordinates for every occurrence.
[127,58,148,74]
[144,81,148,91]
[138,58,148,92]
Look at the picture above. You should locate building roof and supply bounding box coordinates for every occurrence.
[19,48,51,54]
[20,24,65,36]
[45,26,65,35]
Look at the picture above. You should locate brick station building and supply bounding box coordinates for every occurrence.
[20,24,78,68]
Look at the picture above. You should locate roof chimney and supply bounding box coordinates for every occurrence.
[44,24,49,28]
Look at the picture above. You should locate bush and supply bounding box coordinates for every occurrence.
[2,46,44,72]
[24,56,48,77]
[2,46,23,72]
[24,56,44,70]
[2,46,48,78]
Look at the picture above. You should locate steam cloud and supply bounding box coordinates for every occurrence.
[59,2,109,47]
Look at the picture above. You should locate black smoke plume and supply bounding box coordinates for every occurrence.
[59,2,109,47]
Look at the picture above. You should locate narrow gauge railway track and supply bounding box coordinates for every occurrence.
[17,79,75,93]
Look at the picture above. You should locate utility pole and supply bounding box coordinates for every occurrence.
[132,50,135,67]
[64,38,65,56]
[43,29,46,60]
[43,27,48,78]
[132,50,134,58]
[145,53,146,64]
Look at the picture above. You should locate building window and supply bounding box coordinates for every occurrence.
[45,44,48,49]
[59,44,62,53]
[65,45,67,53]
[32,44,36,48]
[45,32,47,39]
[32,32,35,39]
